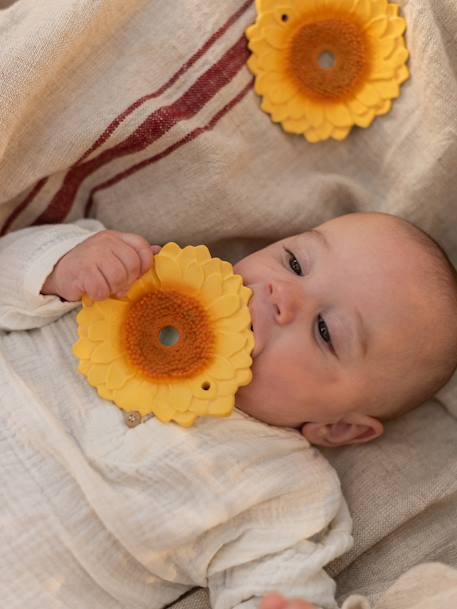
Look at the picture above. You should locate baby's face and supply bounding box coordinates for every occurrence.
[234,213,437,428]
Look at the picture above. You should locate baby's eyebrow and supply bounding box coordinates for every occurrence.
[309,229,330,251]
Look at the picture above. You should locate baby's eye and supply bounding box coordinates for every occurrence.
[285,249,303,276]
[317,315,332,345]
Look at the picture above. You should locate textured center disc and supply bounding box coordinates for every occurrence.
[288,18,370,101]
[122,290,215,380]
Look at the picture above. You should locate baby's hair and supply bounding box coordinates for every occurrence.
[375,214,457,420]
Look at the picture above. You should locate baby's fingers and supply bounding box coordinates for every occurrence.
[82,268,111,301]
[118,232,155,276]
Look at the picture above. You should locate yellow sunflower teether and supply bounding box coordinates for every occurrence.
[246,0,410,142]
[73,243,254,427]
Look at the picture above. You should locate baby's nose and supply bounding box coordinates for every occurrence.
[269,281,301,325]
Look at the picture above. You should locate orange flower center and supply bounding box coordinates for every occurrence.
[121,290,215,381]
[287,17,371,101]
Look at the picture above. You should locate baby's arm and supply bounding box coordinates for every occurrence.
[0,220,157,331]
[41,229,160,302]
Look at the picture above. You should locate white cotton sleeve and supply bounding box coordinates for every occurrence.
[0,219,104,330]
[207,500,352,609]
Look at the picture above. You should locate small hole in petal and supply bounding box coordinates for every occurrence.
[318,51,336,70]
[281,14,288,22]
[201,381,211,391]
[159,326,180,347]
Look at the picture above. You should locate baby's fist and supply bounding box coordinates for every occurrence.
[41,230,160,302]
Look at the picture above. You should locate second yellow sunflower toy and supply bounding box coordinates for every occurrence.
[246,0,410,142]
[73,243,254,427]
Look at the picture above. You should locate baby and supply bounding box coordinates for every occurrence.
[1,211,456,609]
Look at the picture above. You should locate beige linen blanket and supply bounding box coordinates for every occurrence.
[1,0,457,607]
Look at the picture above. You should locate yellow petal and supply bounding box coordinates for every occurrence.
[364,16,388,37]
[390,47,409,68]
[207,396,235,417]
[304,128,321,144]
[356,83,382,107]
[221,274,242,296]
[172,411,197,427]
[221,261,233,278]
[230,350,252,371]
[217,332,247,357]
[73,338,96,360]
[352,0,371,21]
[217,307,251,332]
[207,356,235,380]
[91,341,121,364]
[201,273,223,300]
[160,242,181,258]
[395,64,410,84]
[375,99,392,115]
[304,101,324,128]
[203,258,222,277]
[261,97,290,122]
[384,17,406,38]
[347,98,369,114]
[188,397,209,415]
[88,320,110,342]
[331,126,351,141]
[97,384,114,401]
[214,379,239,397]
[374,79,400,100]
[386,3,399,17]
[168,383,193,411]
[236,368,253,387]
[77,305,103,327]
[87,363,109,387]
[114,378,156,414]
[207,294,240,320]
[154,254,182,285]
[375,37,396,59]
[259,49,284,72]
[263,26,289,50]
[194,245,211,264]
[78,359,90,375]
[95,299,129,321]
[126,277,148,301]
[324,103,353,127]
[182,261,204,291]
[267,77,297,104]
[106,358,136,390]
[353,108,375,127]
[312,120,333,141]
[282,117,310,134]
[286,96,309,120]
[141,266,161,291]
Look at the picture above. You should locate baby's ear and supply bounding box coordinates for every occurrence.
[301,414,384,447]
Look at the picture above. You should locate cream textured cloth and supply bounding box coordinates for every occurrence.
[1,0,457,608]
[0,222,353,609]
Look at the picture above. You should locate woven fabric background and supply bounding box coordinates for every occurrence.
[1,1,457,607]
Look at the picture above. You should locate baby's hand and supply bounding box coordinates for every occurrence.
[261,594,318,609]
[41,230,161,302]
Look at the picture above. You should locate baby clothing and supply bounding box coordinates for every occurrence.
[0,222,352,609]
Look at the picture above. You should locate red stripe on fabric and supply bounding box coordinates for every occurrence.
[33,34,250,226]
[1,0,253,234]
[84,81,253,218]
[0,178,47,236]
[78,0,254,164]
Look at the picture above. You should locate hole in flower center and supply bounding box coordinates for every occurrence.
[159,325,180,347]
[201,381,211,391]
[318,50,336,70]
[288,18,370,101]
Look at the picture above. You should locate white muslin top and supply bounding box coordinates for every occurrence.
[0,221,352,609]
